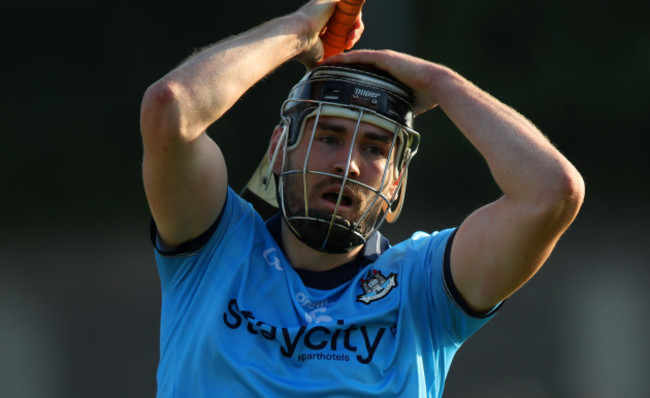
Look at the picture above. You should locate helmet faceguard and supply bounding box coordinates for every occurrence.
[260,64,420,253]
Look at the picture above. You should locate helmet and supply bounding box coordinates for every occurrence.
[253,64,420,253]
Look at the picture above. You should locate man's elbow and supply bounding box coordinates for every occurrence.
[140,79,188,144]
[540,165,585,228]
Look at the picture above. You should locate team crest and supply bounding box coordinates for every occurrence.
[356,270,398,304]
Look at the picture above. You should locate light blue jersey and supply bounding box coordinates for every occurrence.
[153,187,498,397]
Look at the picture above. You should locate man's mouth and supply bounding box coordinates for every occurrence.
[322,192,352,207]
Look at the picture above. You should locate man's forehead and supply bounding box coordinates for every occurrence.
[307,115,395,138]
[315,105,399,132]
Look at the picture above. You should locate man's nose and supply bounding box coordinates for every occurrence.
[333,146,360,179]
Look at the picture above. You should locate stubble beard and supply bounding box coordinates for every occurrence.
[280,171,386,237]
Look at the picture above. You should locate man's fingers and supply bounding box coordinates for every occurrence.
[345,14,365,50]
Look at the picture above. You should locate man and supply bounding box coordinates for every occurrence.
[140,0,584,396]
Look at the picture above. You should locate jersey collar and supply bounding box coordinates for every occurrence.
[265,212,390,289]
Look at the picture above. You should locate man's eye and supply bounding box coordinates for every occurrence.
[318,136,338,145]
[365,145,387,157]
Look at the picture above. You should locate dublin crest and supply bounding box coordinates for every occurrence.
[356,270,398,304]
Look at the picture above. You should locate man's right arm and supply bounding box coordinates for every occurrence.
[140,0,349,249]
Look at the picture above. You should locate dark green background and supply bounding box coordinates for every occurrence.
[1,0,648,396]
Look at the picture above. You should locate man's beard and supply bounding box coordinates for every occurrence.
[280,171,386,238]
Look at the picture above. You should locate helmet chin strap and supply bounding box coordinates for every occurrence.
[286,209,366,253]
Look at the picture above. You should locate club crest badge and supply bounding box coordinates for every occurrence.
[356,270,398,304]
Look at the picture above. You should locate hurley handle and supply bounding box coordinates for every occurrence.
[321,0,366,59]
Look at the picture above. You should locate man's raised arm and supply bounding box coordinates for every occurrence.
[139,0,358,248]
[325,49,585,313]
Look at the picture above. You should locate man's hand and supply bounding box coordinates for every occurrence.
[323,49,441,115]
[294,0,365,68]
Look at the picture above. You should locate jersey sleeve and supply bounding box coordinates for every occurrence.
[153,187,258,292]
[408,228,501,345]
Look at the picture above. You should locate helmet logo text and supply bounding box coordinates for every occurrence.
[353,88,381,99]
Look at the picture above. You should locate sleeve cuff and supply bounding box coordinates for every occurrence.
[442,228,504,319]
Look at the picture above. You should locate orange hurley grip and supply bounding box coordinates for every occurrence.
[321,0,366,59]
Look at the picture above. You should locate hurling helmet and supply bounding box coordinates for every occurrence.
[249,63,420,253]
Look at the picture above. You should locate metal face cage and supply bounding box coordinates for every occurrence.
[268,64,420,253]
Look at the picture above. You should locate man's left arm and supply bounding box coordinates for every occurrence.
[325,50,585,314]
[435,65,585,314]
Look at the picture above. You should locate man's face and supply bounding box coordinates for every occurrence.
[281,115,401,233]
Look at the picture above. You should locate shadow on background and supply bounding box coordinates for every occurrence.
[1,0,648,396]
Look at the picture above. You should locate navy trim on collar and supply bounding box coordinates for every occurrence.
[265,212,390,290]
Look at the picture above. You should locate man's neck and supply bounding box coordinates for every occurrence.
[281,221,363,272]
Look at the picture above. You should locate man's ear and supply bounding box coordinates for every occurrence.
[268,123,287,175]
